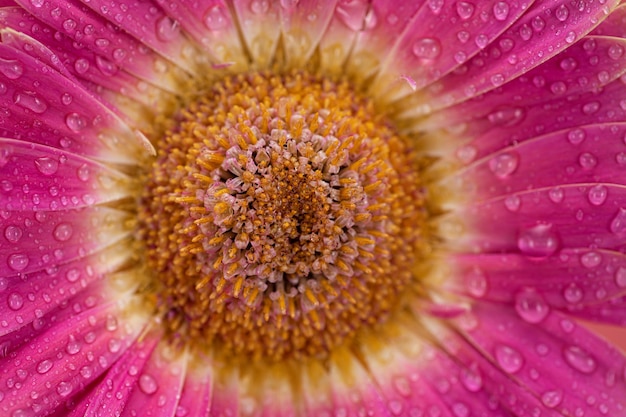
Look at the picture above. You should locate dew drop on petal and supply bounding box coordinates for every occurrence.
[609,208,626,237]
[412,38,442,61]
[460,367,483,392]
[504,195,521,212]
[74,58,90,74]
[4,225,22,243]
[56,381,73,397]
[587,185,608,206]
[517,223,559,257]
[492,2,509,20]
[14,92,47,114]
[0,58,24,79]
[8,292,24,311]
[35,157,59,176]
[155,16,179,42]
[548,187,564,203]
[8,253,29,272]
[615,267,626,288]
[65,113,88,132]
[36,359,53,374]
[563,346,596,374]
[465,268,487,298]
[538,391,564,411]
[578,152,597,170]
[514,288,549,323]
[53,223,73,242]
[563,283,583,304]
[567,128,585,144]
[456,1,475,19]
[495,344,524,373]
[250,0,270,14]
[139,374,158,395]
[555,5,569,22]
[488,152,519,179]
[580,251,601,268]
[452,402,469,417]
[204,5,228,30]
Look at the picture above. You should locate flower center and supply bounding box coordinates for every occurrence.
[137,72,427,361]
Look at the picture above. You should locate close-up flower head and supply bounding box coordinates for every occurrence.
[1,0,626,416]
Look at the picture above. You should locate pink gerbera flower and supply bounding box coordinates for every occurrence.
[1,0,626,416]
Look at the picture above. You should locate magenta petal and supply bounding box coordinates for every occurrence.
[447,123,626,199]
[0,43,147,163]
[450,250,626,325]
[371,0,533,102]
[0,138,132,211]
[420,0,621,111]
[75,334,159,417]
[0,207,130,277]
[0,300,144,417]
[454,302,626,415]
[591,3,626,38]
[176,362,213,417]
[232,0,281,67]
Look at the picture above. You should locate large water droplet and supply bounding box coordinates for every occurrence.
[541,390,563,408]
[563,283,583,304]
[14,92,47,114]
[465,268,487,297]
[492,2,509,21]
[53,223,73,242]
[139,374,158,395]
[488,152,519,179]
[8,292,24,311]
[456,1,475,19]
[495,344,523,373]
[563,346,596,374]
[57,381,73,397]
[517,223,559,257]
[615,267,626,288]
[36,359,53,374]
[0,58,24,80]
[8,253,29,271]
[555,4,569,22]
[4,225,22,243]
[514,288,549,323]
[588,185,607,206]
[35,157,59,176]
[580,251,601,268]
[204,5,228,30]
[156,16,179,42]
[460,366,482,392]
[609,208,626,237]
[412,38,442,61]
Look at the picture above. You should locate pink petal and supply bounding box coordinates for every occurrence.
[402,0,621,111]
[175,359,213,417]
[232,0,281,68]
[118,340,187,417]
[449,250,626,324]
[0,206,130,277]
[279,0,339,66]
[443,123,626,200]
[0,245,130,337]
[453,302,626,415]
[0,42,149,163]
[12,0,184,91]
[591,3,626,37]
[317,0,370,73]
[0,298,145,417]
[0,138,133,211]
[162,0,248,67]
[370,0,534,102]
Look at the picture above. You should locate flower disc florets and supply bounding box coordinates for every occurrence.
[138,72,427,361]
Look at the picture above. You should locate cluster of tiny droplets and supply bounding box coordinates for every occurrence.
[138,72,427,361]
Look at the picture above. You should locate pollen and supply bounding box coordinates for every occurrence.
[137,72,428,362]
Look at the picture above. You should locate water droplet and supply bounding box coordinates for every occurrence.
[139,374,158,395]
[609,208,626,237]
[514,289,549,323]
[492,2,509,21]
[615,267,626,288]
[517,223,559,257]
[564,346,596,374]
[582,101,600,115]
[608,43,624,60]
[37,359,53,374]
[0,58,24,80]
[8,253,29,271]
[8,292,24,310]
[588,185,607,206]
[412,38,441,61]
[57,381,73,397]
[567,128,586,144]
[65,113,87,132]
[4,225,22,243]
[456,1,475,19]
[204,5,228,30]
[488,152,519,179]
[578,152,597,169]
[460,366,482,392]
[35,157,59,176]
[541,390,563,408]
[74,58,90,74]
[465,268,487,297]
[580,251,601,268]
[250,0,270,14]
[77,164,90,182]
[452,403,469,417]
[156,16,179,42]
[504,195,521,212]
[53,223,73,242]
[456,145,477,163]
[393,376,411,397]
[563,283,583,304]
[495,344,523,373]
[555,5,569,21]
[14,92,47,114]
[548,187,564,203]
